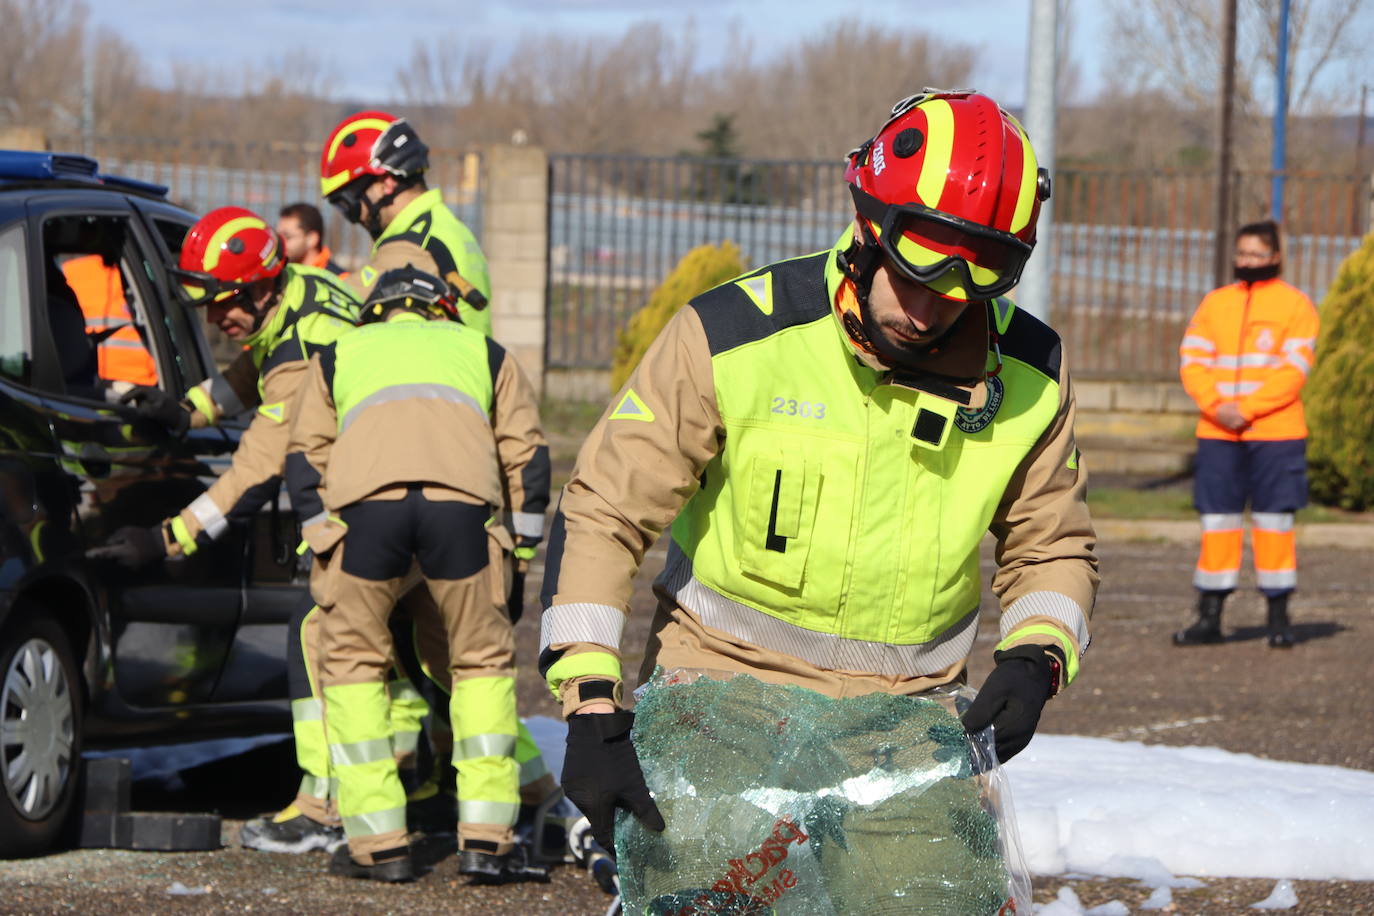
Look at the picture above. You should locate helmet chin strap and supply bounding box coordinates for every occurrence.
[836,222,885,354]
[361,177,416,239]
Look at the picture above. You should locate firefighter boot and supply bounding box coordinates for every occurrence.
[459,846,551,885]
[240,804,344,854]
[328,844,415,883]
[1173,591,1227,645]
[1267,593,1296,648]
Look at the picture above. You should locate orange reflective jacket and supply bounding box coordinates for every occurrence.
[1179,277,1318,441]
[62,255,157,386]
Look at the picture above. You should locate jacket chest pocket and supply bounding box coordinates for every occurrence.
[735,451,820,590]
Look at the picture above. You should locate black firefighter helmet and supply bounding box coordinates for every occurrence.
[360,265,460,323]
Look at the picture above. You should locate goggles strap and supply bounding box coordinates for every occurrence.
[836,225,885,354]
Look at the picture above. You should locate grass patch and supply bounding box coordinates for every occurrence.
[1089,486,1367,523]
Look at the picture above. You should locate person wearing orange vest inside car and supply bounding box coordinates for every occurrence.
[1175,220,1318,649]
[62,252,158,386]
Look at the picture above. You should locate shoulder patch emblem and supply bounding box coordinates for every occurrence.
[955,376,1004,434]
[610,389,655,423]
[359,265,377,288]
[258,402,286,424]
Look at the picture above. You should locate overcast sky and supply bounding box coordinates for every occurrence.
[90,0,1113,108]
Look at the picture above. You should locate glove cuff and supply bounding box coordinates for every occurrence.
[992,643,1064,697]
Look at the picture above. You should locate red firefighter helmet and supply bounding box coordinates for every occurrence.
[172,206,283,306]
[842,89,1050,306]
[320,110,429,200]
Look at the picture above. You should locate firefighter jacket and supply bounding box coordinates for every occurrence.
[1179,277,1318,441]
[162,265,360,557]
[62,254,157,386]
[539,234,1098,715]
[284,312,550,558]
[346,189,494,337]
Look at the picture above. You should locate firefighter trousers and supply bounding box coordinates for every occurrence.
[316,490,523,863]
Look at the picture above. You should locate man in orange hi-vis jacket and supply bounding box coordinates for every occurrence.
[1176,220,1318,649]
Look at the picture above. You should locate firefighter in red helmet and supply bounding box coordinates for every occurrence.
[319,111,494,337]
[541,91,1096,909]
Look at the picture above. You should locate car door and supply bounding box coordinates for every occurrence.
[26,193,244,708]
[136,200,301,704]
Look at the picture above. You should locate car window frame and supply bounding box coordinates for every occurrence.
[27,194,189,404]
[130,199,216,390]
[0,217,33,386]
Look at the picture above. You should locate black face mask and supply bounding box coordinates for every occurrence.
[1234,262,1280,284]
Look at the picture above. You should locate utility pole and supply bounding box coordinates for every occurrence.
[1270,0,1291,222]
[1019,0,1057,323]
[1214,0,1239,287]
[1354,85,1367,236]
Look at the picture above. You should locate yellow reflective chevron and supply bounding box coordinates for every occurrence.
[257,402,285,424]
[610,389,655,423]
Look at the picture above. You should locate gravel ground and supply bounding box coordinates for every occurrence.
[2,537,1369,915]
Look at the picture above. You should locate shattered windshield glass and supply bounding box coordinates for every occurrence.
[616,670,1022,915]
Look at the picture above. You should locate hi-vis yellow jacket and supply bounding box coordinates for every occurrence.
[1179,277,1318,441]
[162,265,359,557]
[539,234,1099,715]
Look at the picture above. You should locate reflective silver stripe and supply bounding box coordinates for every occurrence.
[1285,353,1311,374]
[188,493,228,540]
[1251,512,1295,532]
[1194,569,1239,590]
[1181,335,1216,352]
[999,591,1090,650]
[458,799,519,827]
[1217,381,1263,397]
[1200,513,1244,531]
[540,602,625,654]
[511,511,545,539]
[388,678,422,701]
[291,697,322,722]
[298,773,332,801]
[209,373,246,418]
[330,737,393,767]
[1180,356,1214,368]
[520,756,549,785]
[1214,353,1280,369]
[341,383,486,432]
[1284,337,1316,349]
[85,316,124,327]
[661,543,978,678]
[457,733,518,761]
[342,807,407,838]
[1256,569,1297,589]
[302,510,330,530]
[99,339,148,351]
[392,730,420,755]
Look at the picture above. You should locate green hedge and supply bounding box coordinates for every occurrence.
[610,242,744,392]
[1306,234,1374,509]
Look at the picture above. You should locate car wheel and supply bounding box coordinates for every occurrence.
[0,615,83,858]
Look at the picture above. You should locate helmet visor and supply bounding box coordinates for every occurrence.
[851,186,1032,301]
[168,266,248,307]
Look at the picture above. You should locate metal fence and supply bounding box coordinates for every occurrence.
[52,135,483,270]
[548,153,1370,378]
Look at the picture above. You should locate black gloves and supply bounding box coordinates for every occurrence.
[507,570,526,624]
[119,386,190,436]
[562,710,664,854]
[961,643,1064,765]
[93,525,167,569]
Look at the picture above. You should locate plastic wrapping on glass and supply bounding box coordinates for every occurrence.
[615,668,1031,915]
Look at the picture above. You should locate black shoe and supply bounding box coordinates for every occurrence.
[1174,591,1227,645]
[328,844,416,883]
[1267,594,1296,648]
[459,847,551,885]
[240,805,345,854]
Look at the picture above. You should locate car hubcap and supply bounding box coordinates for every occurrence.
[1,638,75,820]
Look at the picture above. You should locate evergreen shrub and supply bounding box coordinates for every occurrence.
[1306,234,1374,509]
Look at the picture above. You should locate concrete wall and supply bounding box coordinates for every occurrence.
[1075,379,1198,476]
[482,144,548,395]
